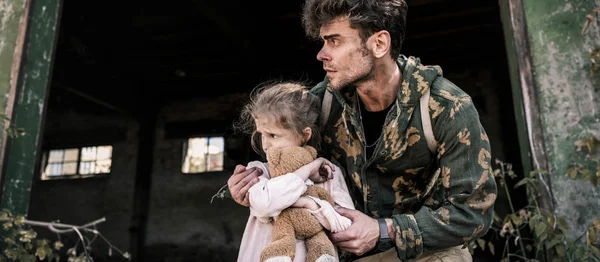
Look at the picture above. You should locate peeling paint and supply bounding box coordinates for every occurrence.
[1,0,60,215]
[549,2,573,16]
[524,0,600,238]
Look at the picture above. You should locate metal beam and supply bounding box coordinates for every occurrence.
[53,82,132,116]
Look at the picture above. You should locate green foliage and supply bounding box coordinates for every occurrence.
[474,135,600,261]
[0,210,61,262]
[582,8,600,75]
[567,136,600,187]
[0,210,130,261]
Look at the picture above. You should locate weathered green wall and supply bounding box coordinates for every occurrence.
[0,0,59,215]
[0,0,26,146]
[523,0,600,237]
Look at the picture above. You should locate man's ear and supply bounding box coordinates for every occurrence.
[369,30,391,59]
[302,127,312,145]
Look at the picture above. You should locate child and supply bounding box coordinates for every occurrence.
[235,81,354,262]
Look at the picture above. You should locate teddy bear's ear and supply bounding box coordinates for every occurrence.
[304,145,318,159]
[267,148,283,166]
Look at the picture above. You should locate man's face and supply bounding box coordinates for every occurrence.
[317,18,375,90]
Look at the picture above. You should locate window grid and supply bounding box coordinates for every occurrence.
[41,145,113,180]
[182,136,224,174]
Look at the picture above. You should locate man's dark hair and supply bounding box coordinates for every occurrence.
[302,0,408,60]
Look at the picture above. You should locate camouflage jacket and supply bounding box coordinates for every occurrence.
[310,55,497,260]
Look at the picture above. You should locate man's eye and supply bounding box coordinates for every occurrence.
[270,134,277,138]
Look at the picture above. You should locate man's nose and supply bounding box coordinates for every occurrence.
[317,46,330,62]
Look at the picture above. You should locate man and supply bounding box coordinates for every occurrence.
[228,0,497,261]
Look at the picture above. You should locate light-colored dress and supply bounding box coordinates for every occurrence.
[237,161,354,262]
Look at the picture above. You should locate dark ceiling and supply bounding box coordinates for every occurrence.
[47,0,507,117]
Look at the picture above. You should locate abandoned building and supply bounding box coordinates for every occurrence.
[0,0,598,261]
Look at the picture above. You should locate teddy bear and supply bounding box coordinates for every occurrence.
[260,145,337,262]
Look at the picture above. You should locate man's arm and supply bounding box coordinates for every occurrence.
[388,98,497,260]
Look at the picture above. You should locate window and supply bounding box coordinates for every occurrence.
[41,145,113,180]
[182,137,224,173]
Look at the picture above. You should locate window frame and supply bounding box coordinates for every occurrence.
[39,144,114,180]
[180,136,225,175]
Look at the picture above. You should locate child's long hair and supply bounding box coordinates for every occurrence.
[235,81,322,157]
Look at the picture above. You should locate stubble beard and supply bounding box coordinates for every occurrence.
[327,46,375,91]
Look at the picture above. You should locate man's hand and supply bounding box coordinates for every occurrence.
[330,206,379,255]
[227,165,262,207]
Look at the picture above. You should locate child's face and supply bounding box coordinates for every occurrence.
[255,117,304,157]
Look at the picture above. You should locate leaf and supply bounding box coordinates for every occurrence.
[529,217,537,232]
[493,168,501,177]
[36,239,48,247]
[507,169,516,178]
[514,178,529,188]
[588,227,598,244]
[590,175,598,187]
[477,239,486,250]
[567,168,578,178]
[3,221,13,230]
[5,248,18,259]
[591,246,600,257]
[36,246,47,260]
[14,216,25,226]
[546,238,560,248]
[547,214,556,227]
[67,247,77,257]
[535,221,548,237]
[539,232,548,243]
[54,241,63,250]
[492,211,502,224]
[22,254,37,262]
[487,241,495,255]
[558,217,570,230]
[511,214,523,226]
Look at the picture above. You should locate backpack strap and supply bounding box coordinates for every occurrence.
[420,88,437,154]
[320,88,333,130]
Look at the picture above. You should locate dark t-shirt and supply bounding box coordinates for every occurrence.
[359,99,395,159]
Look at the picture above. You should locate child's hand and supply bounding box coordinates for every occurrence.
[308,157,335,183]
[292,196,320,211]
[293,157,335,182]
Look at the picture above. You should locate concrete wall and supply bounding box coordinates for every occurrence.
[27,93,254,262]
[523,0,600,237]
[143,93,251,262]
[28,111,138,261]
